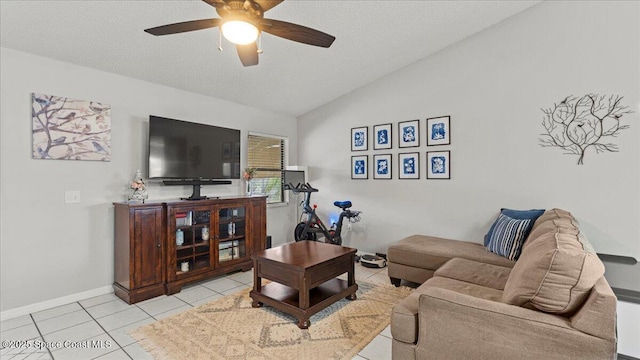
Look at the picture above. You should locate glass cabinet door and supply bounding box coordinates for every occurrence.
[217,206,246,264]
[173,208,211,276]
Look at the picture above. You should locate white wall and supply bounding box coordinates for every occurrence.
[298,1,639,259]
[0,48,298,313]
[297,1,639,357]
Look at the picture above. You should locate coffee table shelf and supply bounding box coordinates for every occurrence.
[252,278,354,312]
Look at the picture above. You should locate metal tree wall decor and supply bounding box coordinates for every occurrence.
[539,94,632,164]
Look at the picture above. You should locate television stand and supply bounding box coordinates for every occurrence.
[182,184,208,201]
[162,180,232,200]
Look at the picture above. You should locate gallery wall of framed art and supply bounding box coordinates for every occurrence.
[350,116,452,180]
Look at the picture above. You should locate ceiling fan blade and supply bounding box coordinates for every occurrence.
[254,0,284,12]
[261,19,335,48]
[236,42,259,67]
[144,18,222,36]
[202,0,225,8]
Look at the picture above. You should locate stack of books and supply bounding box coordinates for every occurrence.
[176,211,193,226]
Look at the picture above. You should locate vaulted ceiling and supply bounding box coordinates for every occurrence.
[0,0,540,116]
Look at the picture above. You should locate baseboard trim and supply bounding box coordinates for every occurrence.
[613,288,640,304]
[0,285,113,321]
[598,253,638,265]
[617,353,639,360]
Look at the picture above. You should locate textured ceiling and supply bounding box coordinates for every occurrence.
[0,0,540,116]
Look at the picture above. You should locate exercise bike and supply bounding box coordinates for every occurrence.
[286,182,361,245]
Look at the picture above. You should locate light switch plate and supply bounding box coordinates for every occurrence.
[65,190,81,204]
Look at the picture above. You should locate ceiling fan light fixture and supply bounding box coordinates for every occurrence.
[221,20,259,45]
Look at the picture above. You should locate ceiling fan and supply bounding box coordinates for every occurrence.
[144,0,336,67]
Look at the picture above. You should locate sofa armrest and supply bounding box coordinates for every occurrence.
[416,287,615,360]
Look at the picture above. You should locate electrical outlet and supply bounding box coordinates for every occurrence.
[65,190,81,204]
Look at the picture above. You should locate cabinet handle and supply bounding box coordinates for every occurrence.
[157,243,161,248]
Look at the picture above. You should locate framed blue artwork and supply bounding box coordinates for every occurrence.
[373,123,392,150]
[398,120,419,148]
[373,154,392,179]
[351,126,368,151]
[351,155,368,179]
[426,116,451,146]
[426,151,450,179]
[398,152,419,179]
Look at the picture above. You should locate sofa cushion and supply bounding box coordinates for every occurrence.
[484,208,545,246]
[526,208,575,243]
[391,276,503,344]
[434,258,512,290]
[502,225,605,315]
[388,235,515,271]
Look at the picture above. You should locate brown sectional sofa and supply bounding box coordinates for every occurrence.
[387,209,617,360]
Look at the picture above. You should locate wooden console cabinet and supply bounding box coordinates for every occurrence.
[113,196,266,304]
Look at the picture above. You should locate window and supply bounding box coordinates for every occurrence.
[247,133,285,204]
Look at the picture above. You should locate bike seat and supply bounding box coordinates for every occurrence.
[333,201,352,210]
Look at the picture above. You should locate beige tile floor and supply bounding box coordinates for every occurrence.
[1,262,399,360]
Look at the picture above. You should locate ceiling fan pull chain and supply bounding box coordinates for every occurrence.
[218,30,223,52]
[257,33,263,54]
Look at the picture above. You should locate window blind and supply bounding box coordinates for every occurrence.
[247,134,285,203]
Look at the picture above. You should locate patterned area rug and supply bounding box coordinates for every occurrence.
[131,281,412,360]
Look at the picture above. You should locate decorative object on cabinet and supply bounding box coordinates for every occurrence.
[426,116,451,146]
[351,126,368,151]
[373,123,392,150]
[539,94,632,165]
[202,226,209,242]
[398,119,420,148]
[351,155,368,179]
[398,152,420,179]
[243,167,256,195]
[113,196,267,304]
[373,154,392,179]
[426,151,451,179]
[176,229,184,246]
[32,93,111,161]
[128,169,148,202]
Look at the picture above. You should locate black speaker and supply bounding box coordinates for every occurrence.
[266,235,272,249]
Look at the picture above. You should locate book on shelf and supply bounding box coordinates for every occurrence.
[175,212,193,226]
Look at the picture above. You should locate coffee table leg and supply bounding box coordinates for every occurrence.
[253,259,262,293]
[297,317,310,329]
[299,273,310,309]
[251,259,264,308]
[347,254,357,300]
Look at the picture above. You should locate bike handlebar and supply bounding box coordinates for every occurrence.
[285,182,318,194]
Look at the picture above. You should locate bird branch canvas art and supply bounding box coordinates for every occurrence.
[32,93,111,161]
[539,94,632,165]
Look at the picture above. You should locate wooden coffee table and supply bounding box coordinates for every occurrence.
[250,240,358,329]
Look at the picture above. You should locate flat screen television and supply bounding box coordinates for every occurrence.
[148,115,241,187]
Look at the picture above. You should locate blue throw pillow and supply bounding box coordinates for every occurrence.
[485,213,532,260]
[484,208,545,246]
